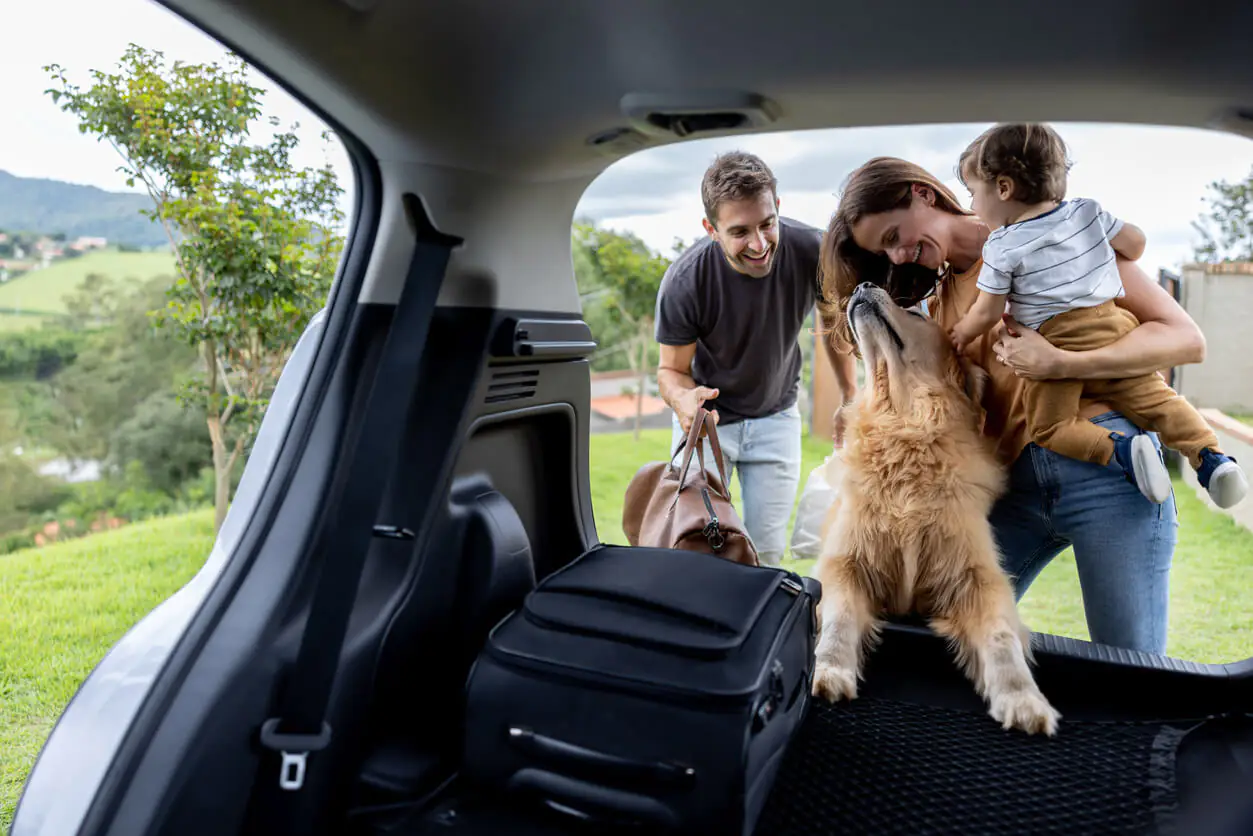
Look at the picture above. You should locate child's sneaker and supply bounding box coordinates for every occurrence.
[1111,432,1171,504]
[1197,448,1248,510]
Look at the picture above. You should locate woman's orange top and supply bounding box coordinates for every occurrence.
[927,258,1113,466]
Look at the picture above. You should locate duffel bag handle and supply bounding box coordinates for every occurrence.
[674,408,731,498]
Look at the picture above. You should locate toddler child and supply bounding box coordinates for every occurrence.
[949,122,1246,510]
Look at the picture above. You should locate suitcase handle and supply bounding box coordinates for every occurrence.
[507,767,681,829]
[508,727,696,788]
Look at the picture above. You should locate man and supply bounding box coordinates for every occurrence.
[654,151,858,566]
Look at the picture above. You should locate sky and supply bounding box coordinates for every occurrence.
[1,0,355,214]
[579,123,1253,281]
[4,0,1253,281]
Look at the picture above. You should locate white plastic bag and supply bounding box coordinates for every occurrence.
[789,454,840,562]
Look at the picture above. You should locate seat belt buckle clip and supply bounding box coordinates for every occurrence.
[259,718,332,791]
[278,751,308,791]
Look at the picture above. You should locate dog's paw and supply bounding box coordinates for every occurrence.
[812,662,859,703]
[989,688,1060,736]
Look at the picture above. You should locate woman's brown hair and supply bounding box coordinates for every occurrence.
[818,156,972,348]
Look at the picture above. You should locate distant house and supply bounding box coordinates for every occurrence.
[70,236,108,251]
[588,369,672,433]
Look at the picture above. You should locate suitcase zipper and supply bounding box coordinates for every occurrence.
[486,643,750,708]
[700,487,725,552]
[748,591,813,732]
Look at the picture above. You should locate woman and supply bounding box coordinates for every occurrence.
[819,156,1205,656]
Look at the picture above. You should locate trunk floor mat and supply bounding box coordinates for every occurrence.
[755,696,1190,835]
[378,696,1203,836]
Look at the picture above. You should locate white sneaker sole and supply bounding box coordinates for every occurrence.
[1131,435,1171,504]
[1207,461,1249,510]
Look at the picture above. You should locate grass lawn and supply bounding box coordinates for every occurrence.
[3,429,1253,826]
[590,426,835,554]
[0,250,175,320]
[589,427,1253,664]
[0,508,216,829]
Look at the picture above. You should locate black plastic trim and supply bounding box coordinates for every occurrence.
[490,317,596,360]
[1031,632,1235,676]
[462,402,597,554]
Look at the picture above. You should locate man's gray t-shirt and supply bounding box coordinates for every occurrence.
[654,217,824,425]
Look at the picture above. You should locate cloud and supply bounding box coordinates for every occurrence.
[577,123,985,223]
[580,121,1253,279]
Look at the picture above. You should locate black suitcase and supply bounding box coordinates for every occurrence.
[461,544,821,835]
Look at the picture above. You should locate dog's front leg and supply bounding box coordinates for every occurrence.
[931,562,1060,736]
[811,560,878,703]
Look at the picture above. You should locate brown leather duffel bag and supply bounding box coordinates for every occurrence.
[621,407,759,566]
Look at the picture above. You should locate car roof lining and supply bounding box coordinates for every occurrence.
[157,0,1253,311]
[159,0,1253,181]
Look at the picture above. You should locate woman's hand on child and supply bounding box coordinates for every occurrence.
[993,315,1066,379]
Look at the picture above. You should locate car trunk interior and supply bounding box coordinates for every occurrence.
[346,599,1253,836]
[234,291,1253,836]
[44,0,1253,834]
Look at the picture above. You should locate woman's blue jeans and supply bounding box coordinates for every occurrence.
[991,411,1180,655]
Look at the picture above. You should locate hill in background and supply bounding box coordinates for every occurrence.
[0,170,166,249]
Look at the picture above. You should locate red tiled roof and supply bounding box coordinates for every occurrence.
[590,393,667,419]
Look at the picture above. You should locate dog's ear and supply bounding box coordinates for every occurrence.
[957,357,990,433]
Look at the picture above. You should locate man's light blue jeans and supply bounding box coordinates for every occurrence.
[991,411,1179,655]
[671,404,803,566]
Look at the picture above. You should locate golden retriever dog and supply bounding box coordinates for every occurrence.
[811,282,1059,736]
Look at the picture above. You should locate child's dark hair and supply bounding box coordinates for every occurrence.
[957,123,1072,204]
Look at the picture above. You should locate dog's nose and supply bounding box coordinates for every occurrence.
[857,282,876,292]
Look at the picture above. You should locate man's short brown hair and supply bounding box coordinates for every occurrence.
[701,151,779,226]
[957,123,1072,204]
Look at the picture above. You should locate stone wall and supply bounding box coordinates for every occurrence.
[1175,263,1253,414]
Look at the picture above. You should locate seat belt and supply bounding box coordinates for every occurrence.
[252,215,461,819]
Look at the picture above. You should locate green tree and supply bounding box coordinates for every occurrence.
[108,387,213,495]
[0,452,70,536]
[573,222,635,374]
[0,407,71,536]
[1192,165,1253,262]
[24,274,198,469]
[46,45,346,531]
[573,222,671,439]
[61,271,124,329]
[0,329,85,380]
